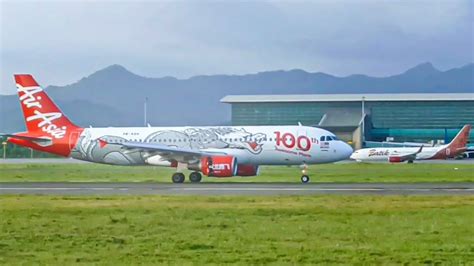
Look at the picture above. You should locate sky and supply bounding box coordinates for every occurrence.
[0,0,472,94]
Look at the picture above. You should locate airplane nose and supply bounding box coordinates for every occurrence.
[340,142,353,160]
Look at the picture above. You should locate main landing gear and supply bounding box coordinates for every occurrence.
[300,164,310,183]
[172,173,185,183]
[189,172,202,183]
[171,172,202,183]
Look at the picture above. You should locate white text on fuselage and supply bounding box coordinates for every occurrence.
[368,149,390,157]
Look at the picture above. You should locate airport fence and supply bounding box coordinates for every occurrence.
[0,143,59,159]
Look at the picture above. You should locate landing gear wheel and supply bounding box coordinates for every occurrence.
[407,160,414,164]
[301,175,310,184]
[172,173,185,183]
[189,172,202,183]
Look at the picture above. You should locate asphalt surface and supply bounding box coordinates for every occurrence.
[0,182,473,195]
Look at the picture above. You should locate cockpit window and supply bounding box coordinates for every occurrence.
[321,135,340,141]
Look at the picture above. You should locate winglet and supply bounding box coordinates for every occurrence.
[416,145,423,154]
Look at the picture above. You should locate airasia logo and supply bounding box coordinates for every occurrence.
[18,86,67,139]
[26,110,66,139]
[274,131,312,151]
[211,163,231,170]
[18,86,43,108]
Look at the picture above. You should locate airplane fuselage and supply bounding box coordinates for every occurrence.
[71,125,353,166]
[350,145,451,162]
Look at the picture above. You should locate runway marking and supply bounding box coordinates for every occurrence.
[1,183,473,195]
[177,187,474,192]
[0,187,116,191]
[1,187,473,192]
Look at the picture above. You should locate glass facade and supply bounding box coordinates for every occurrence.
[231,100,474,143]
[232,102,360,126]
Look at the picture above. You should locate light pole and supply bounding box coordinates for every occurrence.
[361,96,366,145]
[144,97,148,126]
[2,141,6,160]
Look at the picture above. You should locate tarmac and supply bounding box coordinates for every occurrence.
[0,182,473,195]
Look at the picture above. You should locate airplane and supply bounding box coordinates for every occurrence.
[0,74,353,183]
[350,125,471,163]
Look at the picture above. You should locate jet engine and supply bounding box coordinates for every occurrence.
[236,164,259,176]
[200,156,238,177]
[388,156,403,163]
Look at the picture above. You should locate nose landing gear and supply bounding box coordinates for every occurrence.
[301,175,310,183]
[300,164,310,183]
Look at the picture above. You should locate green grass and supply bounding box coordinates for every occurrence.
[0,195,473,264]
[0,163,473,182]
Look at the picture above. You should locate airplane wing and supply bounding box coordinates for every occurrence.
[388,146,423,163]
[114,141,228,163]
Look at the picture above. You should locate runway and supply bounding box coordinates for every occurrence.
[0,182,473,195]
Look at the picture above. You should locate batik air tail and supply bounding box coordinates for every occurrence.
[350,125,471,163]
[2,75,84,157]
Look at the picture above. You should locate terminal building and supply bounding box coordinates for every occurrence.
[221,93,474,149]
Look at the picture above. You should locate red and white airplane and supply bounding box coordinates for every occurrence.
[1,74,353,183]
[350,125,471,163]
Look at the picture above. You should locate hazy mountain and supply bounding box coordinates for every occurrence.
[1,62,472,132]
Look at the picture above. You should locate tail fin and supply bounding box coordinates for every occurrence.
[447,124,471,151]
[15,74,78,138]
[9,74,83,157]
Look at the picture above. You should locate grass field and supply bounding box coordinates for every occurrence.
[0,162,473,183]
[0,195,473,264]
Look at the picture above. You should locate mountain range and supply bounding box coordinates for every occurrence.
[1,62,472,132]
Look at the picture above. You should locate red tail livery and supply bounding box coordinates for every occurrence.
[7,75,83,156]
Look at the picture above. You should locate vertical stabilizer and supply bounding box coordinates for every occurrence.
[15,74,78,137]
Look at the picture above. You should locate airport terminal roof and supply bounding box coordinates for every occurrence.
[221,93,474,103]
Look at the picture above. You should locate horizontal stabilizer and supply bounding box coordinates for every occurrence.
[1,134,53,147]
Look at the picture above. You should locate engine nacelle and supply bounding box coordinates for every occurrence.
[200,156,237,177]
[388,156,403,163]
[236,164,259,176]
